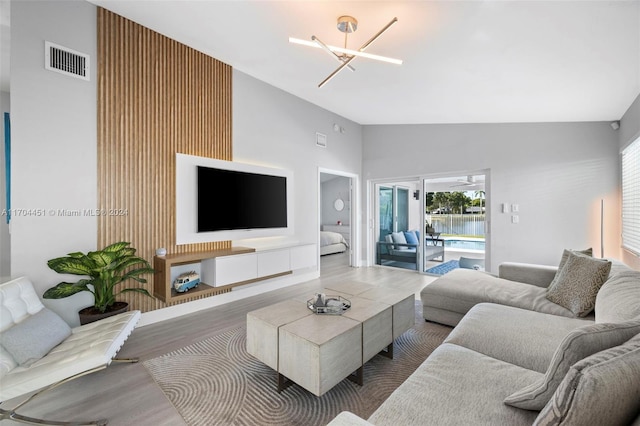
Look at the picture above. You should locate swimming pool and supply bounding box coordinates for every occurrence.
[443,238,485,251]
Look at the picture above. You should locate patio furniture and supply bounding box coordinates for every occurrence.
[376,232,445,269]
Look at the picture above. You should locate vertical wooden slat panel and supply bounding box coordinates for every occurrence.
[97,8,232,312]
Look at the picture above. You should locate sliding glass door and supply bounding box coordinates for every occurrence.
[376,185,411,269]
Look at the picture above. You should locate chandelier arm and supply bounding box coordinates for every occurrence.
[357,17,398,52]
[318,54,357,88]
[312,36,355,72]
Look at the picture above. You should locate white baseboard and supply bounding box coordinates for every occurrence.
[138,270,320,327]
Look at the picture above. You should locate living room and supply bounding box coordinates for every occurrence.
[1,1,640,425]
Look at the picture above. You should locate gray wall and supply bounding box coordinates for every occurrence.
[321,176,351,227]
[232,70,362,249]
[9,3,363,325]
[619,92,640,270]
[0,90,9,279]
[362,122,621,272]
[11,0,97,325]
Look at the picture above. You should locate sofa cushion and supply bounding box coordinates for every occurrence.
[368,343,542,426]
[595,269,640,323]
[545,252,611,317]
[422,269,577,327]
[0,308,71,367]
[505,319,640,410]
[446,303,592,373]
[533,332,640,426]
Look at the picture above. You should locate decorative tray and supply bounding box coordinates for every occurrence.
[307,295,351,315]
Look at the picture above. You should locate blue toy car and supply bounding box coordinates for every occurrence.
[173,271,200,293]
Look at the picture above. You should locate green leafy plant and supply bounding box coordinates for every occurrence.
[44,241,154,313]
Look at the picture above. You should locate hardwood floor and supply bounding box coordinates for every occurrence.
[3,254,437,426]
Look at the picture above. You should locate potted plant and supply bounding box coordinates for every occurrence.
[44,241,154,324]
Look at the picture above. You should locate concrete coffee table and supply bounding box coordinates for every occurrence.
[278,314,362,396]
[246,284,414,396]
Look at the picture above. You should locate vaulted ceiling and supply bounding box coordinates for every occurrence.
[7,1,640,125]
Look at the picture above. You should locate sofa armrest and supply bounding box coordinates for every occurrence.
[326,411,375,426]
[498,262,558,288]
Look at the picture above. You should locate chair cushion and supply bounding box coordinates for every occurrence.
[391,232,407,249]
[404,230,419,245]
[546,252,611,317]
[0,276,46,332]
[533,332,640,426]
[0,344,18,379]
[0,310,141,402]
[0,308,71,367]
[504,319,640,410]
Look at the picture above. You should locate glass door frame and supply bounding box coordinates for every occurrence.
[368,170,491,273]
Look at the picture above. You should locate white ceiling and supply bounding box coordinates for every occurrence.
[7,1,640,125]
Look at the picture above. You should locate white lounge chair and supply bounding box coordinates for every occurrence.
[0,276,141,425]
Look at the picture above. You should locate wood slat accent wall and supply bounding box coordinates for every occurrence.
[97,8,232,312]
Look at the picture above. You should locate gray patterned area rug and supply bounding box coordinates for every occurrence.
[143,304,451,426]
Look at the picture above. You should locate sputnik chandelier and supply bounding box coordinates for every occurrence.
[289,16,402,88]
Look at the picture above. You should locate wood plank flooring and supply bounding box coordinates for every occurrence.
[3,254,437,426]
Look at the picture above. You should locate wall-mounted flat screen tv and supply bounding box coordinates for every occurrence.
[197,166,288,232]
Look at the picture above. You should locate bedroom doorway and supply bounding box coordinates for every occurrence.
[319,168,358,270]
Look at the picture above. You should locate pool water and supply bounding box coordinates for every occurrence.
[443,239,486,251]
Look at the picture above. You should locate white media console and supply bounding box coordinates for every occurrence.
[154,243,317,303]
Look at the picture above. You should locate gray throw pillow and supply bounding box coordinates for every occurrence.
[0,308,71,367]
[504,320,640,411]
[550,248,593,287]
[546,251,611,317]
[533,333,640,426]
[390,232,407,249]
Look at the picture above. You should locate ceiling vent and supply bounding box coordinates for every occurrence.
[44,41,90,81]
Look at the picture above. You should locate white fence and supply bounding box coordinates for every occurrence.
[428,214,485,237]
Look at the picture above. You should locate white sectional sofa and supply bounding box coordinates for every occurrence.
[327,253,640,426]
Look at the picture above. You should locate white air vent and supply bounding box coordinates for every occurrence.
[44,41,90,81]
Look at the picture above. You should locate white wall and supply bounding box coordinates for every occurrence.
[321,176,351,227]
[232,70,362,249]
[362,122,621,272]
[0,90,9,279]
[619,92,640,270]
[11,0,96,325]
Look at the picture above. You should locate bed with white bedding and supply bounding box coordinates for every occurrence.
[320,231,349,255]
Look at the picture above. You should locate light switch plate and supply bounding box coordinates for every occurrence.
[512,215,519,224]
[512,204,519,212]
